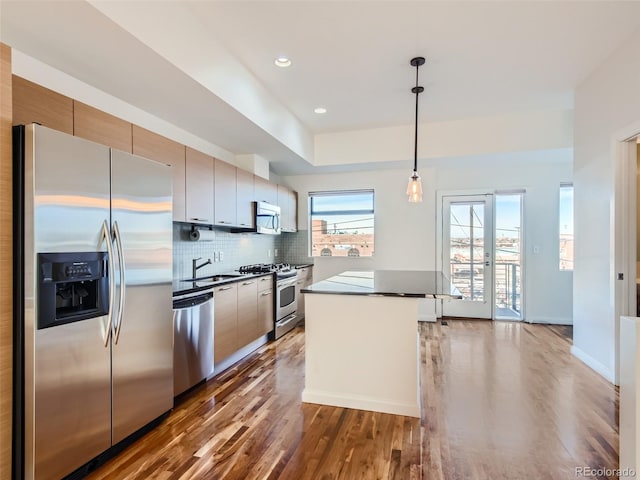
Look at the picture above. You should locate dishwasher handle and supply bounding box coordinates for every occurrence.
[173,291,214,310]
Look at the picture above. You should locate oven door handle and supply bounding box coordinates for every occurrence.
[278,279,297,289]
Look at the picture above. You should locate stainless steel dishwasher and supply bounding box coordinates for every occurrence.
[172,289,214,397]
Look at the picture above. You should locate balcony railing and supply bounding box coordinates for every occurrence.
[450,261,521,315]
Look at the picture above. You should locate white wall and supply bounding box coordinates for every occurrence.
[315,110,573,167]
[435,152,574,324]
[573,28,640,383]
[283,149,573,324]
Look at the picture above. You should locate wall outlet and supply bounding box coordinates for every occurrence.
[274,248,279,257]
[268,249,271,257]
[219,251,224,262]
[213,251,219,262]
[533,245,540,255]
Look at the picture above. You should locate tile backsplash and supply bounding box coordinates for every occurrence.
[280,230,313,266]
[173,224,313,281]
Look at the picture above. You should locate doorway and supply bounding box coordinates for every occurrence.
[442,194,494,318]
[440,192,524,320]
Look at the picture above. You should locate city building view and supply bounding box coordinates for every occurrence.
[310,219,374,257]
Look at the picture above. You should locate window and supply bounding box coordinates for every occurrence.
[559,183,574,271]
[309,190,374,257]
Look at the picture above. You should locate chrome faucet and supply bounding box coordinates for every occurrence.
[192,257,212,279]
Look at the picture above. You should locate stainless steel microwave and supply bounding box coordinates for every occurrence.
[255,201,281,234]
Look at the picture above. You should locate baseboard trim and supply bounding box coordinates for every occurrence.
[418,313,437,323]
[570,345,615,383]
[301,389,420,418]
[525,317,573,325]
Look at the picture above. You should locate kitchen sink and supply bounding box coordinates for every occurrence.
[183,274,242,283]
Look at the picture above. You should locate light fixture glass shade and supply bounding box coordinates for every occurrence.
[406,172,423,203]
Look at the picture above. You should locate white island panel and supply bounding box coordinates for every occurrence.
[302,293,420,418]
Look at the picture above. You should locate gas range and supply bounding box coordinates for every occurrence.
[238,263,297,280]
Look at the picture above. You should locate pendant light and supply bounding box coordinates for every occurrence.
[407,56,425,203]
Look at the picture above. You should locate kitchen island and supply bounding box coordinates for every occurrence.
[300,270,461,417]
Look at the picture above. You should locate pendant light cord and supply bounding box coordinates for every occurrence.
[411,57,424,173]
[414,64,419,173]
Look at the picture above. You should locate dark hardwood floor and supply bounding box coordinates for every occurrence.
[86,320,618,479]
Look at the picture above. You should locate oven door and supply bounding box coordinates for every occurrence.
[277,277,297,320]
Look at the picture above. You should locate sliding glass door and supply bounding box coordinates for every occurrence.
[441,192,523,320]
[494,193,523,320]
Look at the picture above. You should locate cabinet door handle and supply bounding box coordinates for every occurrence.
[191,218,209,222]
[261,291,272,296]
[218,220,226,224]
[260,277,270,281]
[242,281,255,285]
[218,286,232,291]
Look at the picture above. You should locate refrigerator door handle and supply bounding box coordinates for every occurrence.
[113,220,126,344]
[100,219,116,347]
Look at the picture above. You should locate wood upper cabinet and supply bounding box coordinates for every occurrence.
[254,175,277,206]
[73,101,132,153]
[214,283,238,364]
[237,278,259,347]
[132,125,186,222]
[185,147,214,225]
[214,158,237,226]
[277,185,298,232]
[236,168,254,229]
[277,185,290,231]
[12,75,73,134]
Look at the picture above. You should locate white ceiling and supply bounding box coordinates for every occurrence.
[190,1,640,132]
[2,1,640,175]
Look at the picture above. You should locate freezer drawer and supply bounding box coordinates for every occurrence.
[173,291,215,396]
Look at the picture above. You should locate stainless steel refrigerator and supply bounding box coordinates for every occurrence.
[13,124,173,480]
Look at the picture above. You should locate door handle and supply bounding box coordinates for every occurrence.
[485,261,491,266]
[100,220,115,347]
[113,221,126,344]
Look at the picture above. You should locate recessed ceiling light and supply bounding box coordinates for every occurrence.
[274,57,291,67]
[314,107,327,114]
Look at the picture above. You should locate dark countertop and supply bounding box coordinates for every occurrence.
[300,270,462,299]
[173,272,274,297]
[292,263,314,269]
